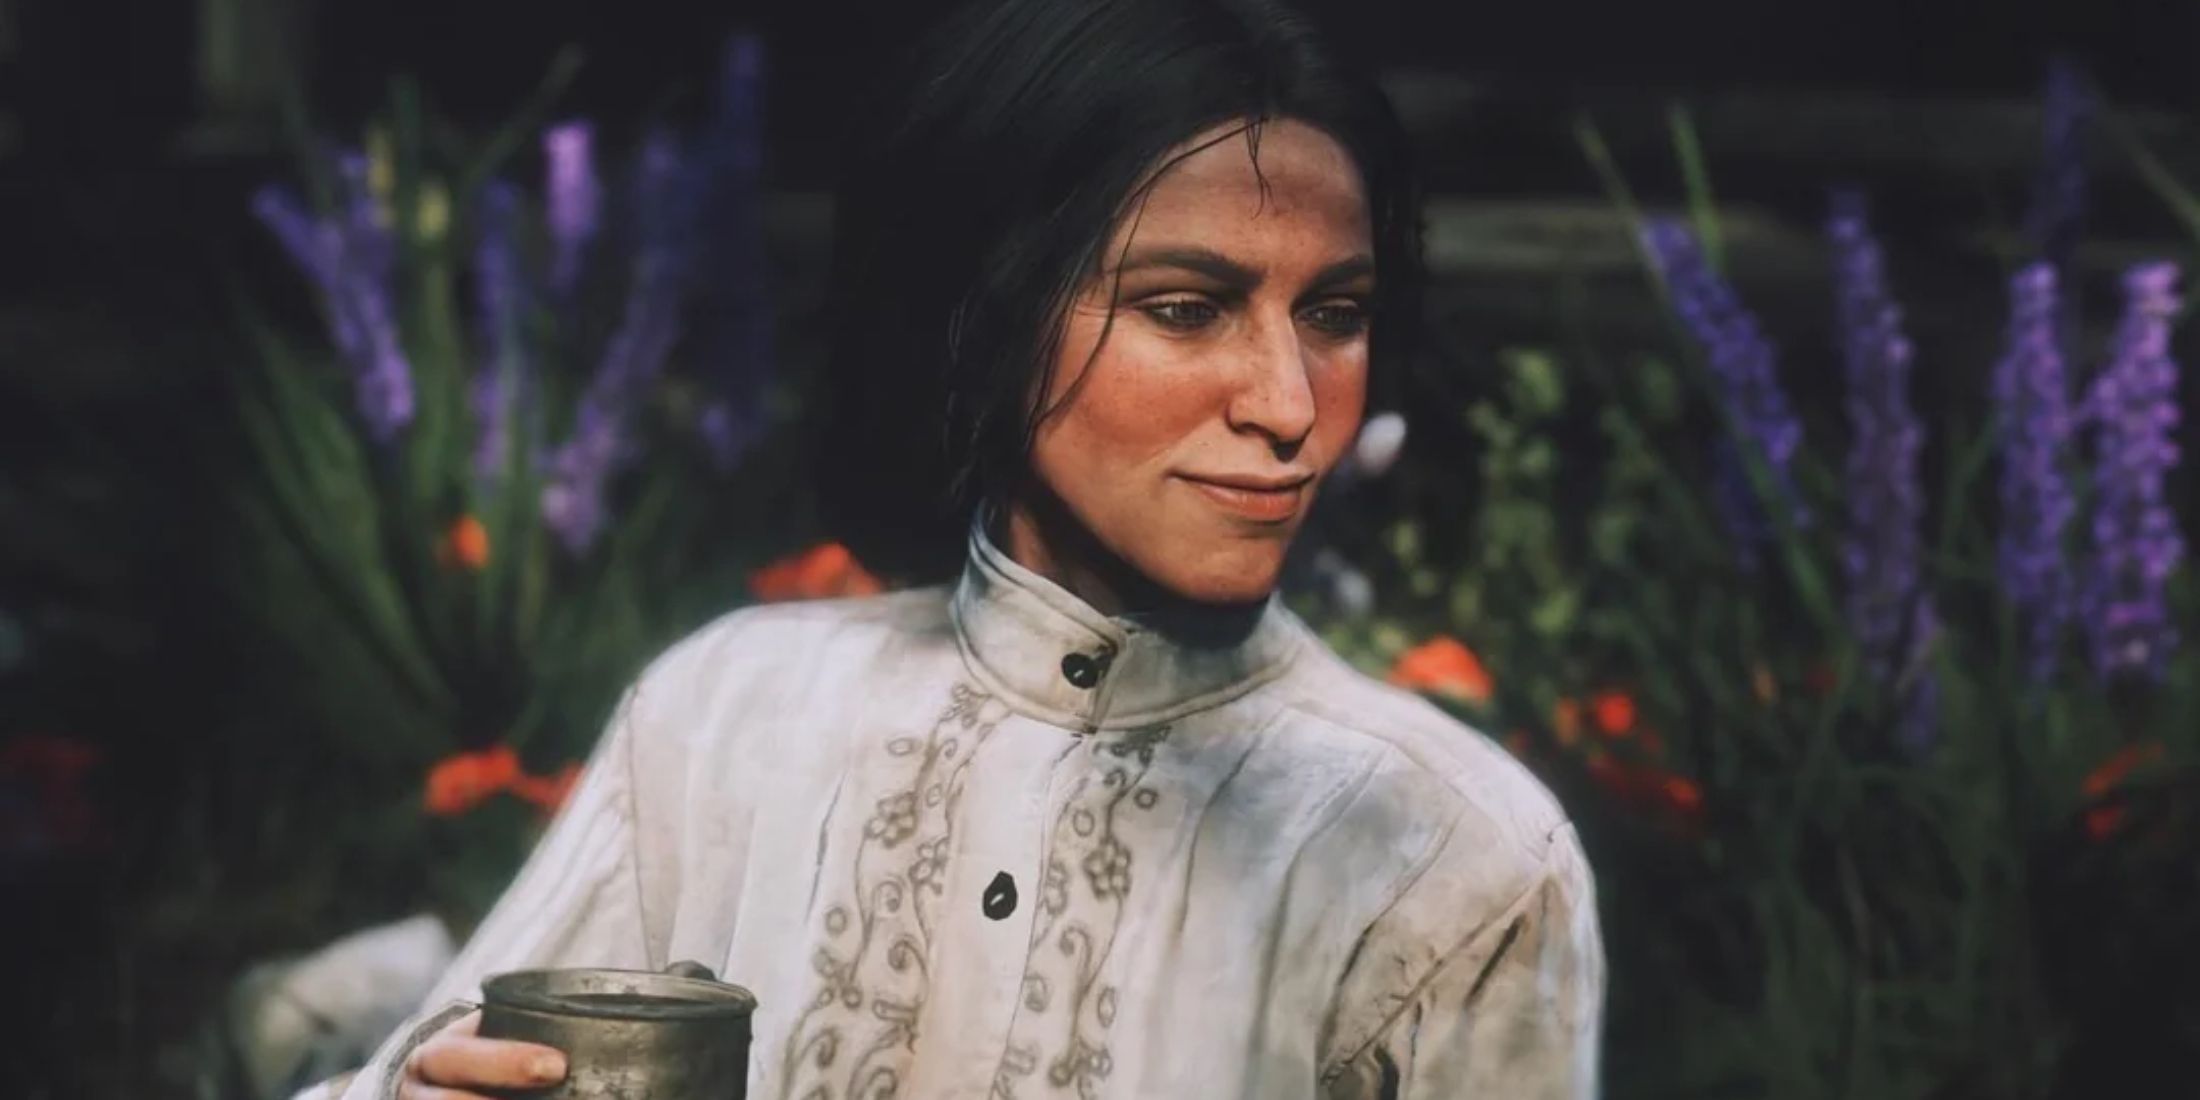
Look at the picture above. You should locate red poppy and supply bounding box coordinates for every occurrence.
[424,745,522,817]
[749,542,886,602]
[1387,637,1493,706]
[437,515,490,572]
[1659,774,1704,817]
[2083,805,2129,842]
[1586,751,1706,836]
[512,762,585,816]
[2078,740,2165,842]
[1590,691,1637,738]
[2081,741,2164,799]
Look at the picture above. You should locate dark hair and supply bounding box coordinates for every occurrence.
[813,0,1424,583]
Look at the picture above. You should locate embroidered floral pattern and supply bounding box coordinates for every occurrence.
[865,791,919,845]
[777,683,1006,1100]
[907,836,951,896]
[1041,857,1070,917]
[1081,836,1132,899]
[993,724,1172,1099]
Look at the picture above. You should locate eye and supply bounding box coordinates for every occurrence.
[1139,298,1219,331]
[1301,300,1370,338]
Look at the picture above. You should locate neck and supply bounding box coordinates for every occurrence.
[991,494,1267,648]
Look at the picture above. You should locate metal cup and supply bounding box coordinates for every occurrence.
[476,962,757,1099]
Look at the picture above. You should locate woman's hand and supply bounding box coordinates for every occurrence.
[398,1010,567,1099]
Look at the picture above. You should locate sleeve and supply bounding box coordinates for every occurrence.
[317,688,667,1100]
[1321,821,1605,1100]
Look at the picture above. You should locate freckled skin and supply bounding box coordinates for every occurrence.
[1002,119,1375,615]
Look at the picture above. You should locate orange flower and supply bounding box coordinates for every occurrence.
[1590,691,1636,738]
[1552,698,1582,747]
[1386,637,1493,706]
[749,542,885,602]
[437,515,490,571]
[2080,741,2164,799]
[2078,741,2165,842]
[1750,663,1779,705]
[1586,752,1705,835]
[423,745,522,816]
[512,762,585,816]
[1659,774,1704,817]
[2083,805,2128,842]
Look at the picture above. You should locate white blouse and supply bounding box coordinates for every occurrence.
[331,528,1604,1099]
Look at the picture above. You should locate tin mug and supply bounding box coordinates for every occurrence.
[473,961,757,1099]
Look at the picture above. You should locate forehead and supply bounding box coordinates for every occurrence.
[1113,118,1371,256]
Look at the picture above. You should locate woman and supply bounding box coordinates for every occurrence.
[341,0,1603,1096]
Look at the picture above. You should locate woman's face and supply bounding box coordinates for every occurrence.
[1004,118,1374,612]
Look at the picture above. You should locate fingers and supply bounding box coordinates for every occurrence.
[398,1085,505,1100]
[403,1010,568,1092]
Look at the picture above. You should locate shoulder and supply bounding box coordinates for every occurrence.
[1274,633,1576,884]
[620,587,956,742]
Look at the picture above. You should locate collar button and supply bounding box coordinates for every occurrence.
[1060,651,1105,689]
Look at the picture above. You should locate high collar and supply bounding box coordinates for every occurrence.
[949,522,1304,733]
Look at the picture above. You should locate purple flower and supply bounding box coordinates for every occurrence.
[538,400,630,555]
[1993,263,2077,679]
[2024,58,2091,286]
[250,167,415,445]
[2079,262,2186,680]
[334,152,395,287]
[251,186,336,286]
[471,181,530,481]
[689,33,776,473]
[539,131,702,554]
[544,121,601,299]
[1829,191,1939,750]
[1643,218,1808,568]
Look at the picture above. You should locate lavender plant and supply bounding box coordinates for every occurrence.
[1641,218,1808,570]
[2080,263,2186,681]
[1828,191,1939,750]
[1992,262,2078,680]
[229,38,782,784]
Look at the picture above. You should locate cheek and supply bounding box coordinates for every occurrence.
[1038,332,1222,472]
[1308,351,1371,467]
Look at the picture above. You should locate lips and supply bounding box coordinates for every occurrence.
[1178,472,1314,523]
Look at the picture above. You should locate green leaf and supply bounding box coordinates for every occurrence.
[453,46,588,203]
[2096,95,2200,248]
[1667,101,1724,275]
[1573,112,1667,307]
[1529,587,1581,639]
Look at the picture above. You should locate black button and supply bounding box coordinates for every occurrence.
[1061,652,1104,689]
[983,871,1018,920]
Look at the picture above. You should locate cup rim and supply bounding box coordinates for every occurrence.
[483,967,759,1021]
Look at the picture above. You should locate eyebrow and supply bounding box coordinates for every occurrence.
[1111,247,1376,292]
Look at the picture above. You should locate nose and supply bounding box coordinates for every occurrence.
[1223,313,1318,456]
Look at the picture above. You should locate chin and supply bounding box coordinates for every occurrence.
[1147,544,1288,607]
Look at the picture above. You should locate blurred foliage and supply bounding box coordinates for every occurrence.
[1312,91,2198,1100]
[212,42,806,937]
